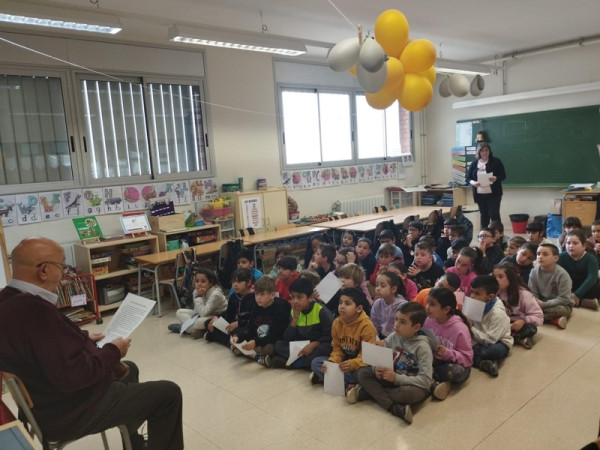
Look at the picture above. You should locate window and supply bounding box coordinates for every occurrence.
[279,86,411,169]
[80,77,209,182]
[0,74,73,186]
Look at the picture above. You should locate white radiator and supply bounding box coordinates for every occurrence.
[339,195,384,216]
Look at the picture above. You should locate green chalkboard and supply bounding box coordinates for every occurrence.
[458,105,600,186]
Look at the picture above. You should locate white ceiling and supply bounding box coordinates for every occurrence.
[6,0,600,62]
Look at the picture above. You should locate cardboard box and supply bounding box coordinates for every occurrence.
[564,200,597,226]
[149,213,186,232]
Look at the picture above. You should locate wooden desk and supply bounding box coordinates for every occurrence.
[242,226,328,246]
[317,212,394,230]
[135,240,232,317]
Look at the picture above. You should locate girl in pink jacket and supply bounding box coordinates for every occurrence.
[424,287,473,401]
[493,263,543,350]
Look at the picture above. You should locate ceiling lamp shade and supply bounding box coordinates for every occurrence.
[0,0,121,34]
[169,25,306,56]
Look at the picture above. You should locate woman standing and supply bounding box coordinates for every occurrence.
[466,142,506,229]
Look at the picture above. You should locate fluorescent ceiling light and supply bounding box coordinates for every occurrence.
[435,58,494,76]
[0,1,121,34]
[169,25,306,56]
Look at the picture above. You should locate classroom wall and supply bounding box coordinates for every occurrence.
[425,44,600,230]
[0,31,423,252]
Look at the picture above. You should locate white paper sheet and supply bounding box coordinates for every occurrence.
[97,293,156,347]
[230,339,257,357]
[462,296,486,323]
[180,315,198,334]
[477,171,493,187]
[285,340,310,366]
[323,361,345,396]
[362,341,394,369]
[212,316,230,334]
[315,272,343,304]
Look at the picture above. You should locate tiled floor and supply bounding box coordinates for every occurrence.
[5,302,600,449]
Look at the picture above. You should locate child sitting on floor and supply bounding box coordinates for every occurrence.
[205,268,255,346]
[408,241,445,291]
[350,302,434,425]
[505,236,526,257]
[168,267,227,339]
[446,247,478,296]
[388,262,418,301]
[469,275,513,377]
[424,287,473,401]
[309,287,376,389]
[275,256,301,304]
[500,242,538,284]
[370,243,403,285]
[356,237,377,281]
[308,242,337,279]
[232,276,291,365]
[371,271,408,339]
[271,277,333,369]
[529,243,574,329]
[493,263,543,349]
[558,230,600,310]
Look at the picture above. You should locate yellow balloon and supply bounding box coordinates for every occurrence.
[396,73,433,111]
[383,57,405,90]
[349,65,357,77]
[400,39,437,73]
[366,88,396,110]
[420,66,436,85]
[374,9,410,58]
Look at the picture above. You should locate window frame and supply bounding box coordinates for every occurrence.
[0,67,84,196]
[277,83,413,171]
[74,73,213,186]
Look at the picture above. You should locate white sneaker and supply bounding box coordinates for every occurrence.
[432,381,451,400]
[582,298,599,310]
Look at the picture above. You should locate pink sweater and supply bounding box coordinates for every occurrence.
[446,267,477,296]
[424,315,473,367]
[498,288,543,326]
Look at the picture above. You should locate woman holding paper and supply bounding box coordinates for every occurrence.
[466,142,506,229]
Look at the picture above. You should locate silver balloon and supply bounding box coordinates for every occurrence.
[356,61,388,93]
[359,37,386,73]
[448,74,470,97]
[439,76,451,97]
[470,74,485,96]
[327,37,361,72]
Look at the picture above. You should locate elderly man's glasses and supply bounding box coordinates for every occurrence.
[37,261,73,276]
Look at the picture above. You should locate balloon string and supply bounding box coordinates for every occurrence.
[0,36,277,118]
[326,0,356,30]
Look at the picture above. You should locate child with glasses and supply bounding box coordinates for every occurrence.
[477,227,504,274]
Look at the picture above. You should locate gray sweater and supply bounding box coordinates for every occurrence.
[528,264,574,309]
[384,331,434,391]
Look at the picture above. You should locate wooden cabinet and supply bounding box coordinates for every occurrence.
[151,224,221,251]
[73,235,159,314]
[562,190,600,226]
[230,187,288,233]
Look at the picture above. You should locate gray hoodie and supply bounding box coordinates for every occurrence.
[384,330,435,391]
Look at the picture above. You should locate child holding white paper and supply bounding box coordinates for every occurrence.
[493,263,543,349]
[168,267,227,339]
[271,278,333,369]
[309,287,376,389]
[469,275,513,377]
[371,271,407,339]
[350,302,434,425]
[204,268,255,346]
[232,276,291,366]
[424,288,473,401]
[325,263,372,317]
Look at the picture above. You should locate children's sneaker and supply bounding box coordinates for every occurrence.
[270,355,287,369]
[479,360,499,377]
[581,298,599,310]
[346,384,367,404]
[390,403,413,424]
[432,381,451,401]
[190,329,205,340]
[230,345,242,356]
[520,337,534,349]
[168,323,181,333]
[344,383,357,397]
[308,371,321,385]
[550,316,568,329]
[255,355,271,367]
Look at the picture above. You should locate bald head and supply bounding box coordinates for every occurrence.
[12,237,65,287]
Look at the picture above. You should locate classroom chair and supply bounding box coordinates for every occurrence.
[2,372,132,450]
